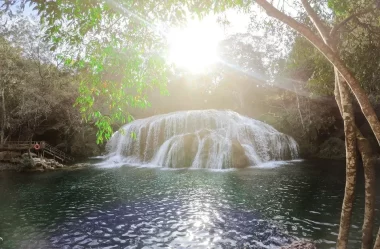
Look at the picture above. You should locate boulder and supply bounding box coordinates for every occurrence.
[55,163,63,168]
[182,134,198,168]
[21,157,35,169]
[21,152,38,158]
[46,159,54,166]
[231,139,249,168]
[280,240,316,249]
[33,158,45,167]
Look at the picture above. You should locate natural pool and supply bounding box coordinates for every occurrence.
[0,160,379,249]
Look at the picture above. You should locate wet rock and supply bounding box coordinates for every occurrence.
[22,157,36,169]
[231,139,249,168]
[24,158,66,171]
[73,163,90,167]
[34,158,44,166]
[280,240,316,249]
[69,163,91,170]
[55,163,63,168]
[182,134,198,168]
[1,154,77,172]
[21,152,37,158]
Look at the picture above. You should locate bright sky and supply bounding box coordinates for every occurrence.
[4,2,253,74]
[167,11,251,73]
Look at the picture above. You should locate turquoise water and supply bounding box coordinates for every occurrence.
[0,160,379,248]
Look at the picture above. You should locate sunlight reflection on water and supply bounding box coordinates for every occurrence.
[0,160,378,249]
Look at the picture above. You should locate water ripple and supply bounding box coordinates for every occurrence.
[0,161,379,249]
[48,197,293,249]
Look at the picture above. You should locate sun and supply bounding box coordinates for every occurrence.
[167,18,223,73]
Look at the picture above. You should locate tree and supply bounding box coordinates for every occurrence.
[0,37,26,144]
[250,1,379,248]
[0,18,91,156]
[282,32,378,249]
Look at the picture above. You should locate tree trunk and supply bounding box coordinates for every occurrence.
[374,227,380,248]
[357,132,376,249]
[254,2,379,247]
[334,70,377,249]
[293,84,305,133]
[256,0,380,148]
[334,74,358,249]
[0,88,6,145]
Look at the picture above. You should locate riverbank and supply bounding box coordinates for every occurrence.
[0,158,90,172]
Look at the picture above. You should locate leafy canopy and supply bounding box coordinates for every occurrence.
[1,0,249,143]
[3,0,379,143]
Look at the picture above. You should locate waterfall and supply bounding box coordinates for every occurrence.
[104,110,299,169]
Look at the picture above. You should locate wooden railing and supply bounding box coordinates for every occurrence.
[42,143,74,162]
[0,141,74,162]
[2,141,40,145]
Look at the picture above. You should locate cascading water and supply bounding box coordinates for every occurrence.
[104,110,299,169]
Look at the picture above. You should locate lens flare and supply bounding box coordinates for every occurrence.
[167,19,223,73]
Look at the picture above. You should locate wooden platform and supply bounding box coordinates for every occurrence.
[0,141,74,162]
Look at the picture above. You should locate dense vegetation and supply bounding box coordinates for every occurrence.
[0,17,103,158]
[0,16,361,159]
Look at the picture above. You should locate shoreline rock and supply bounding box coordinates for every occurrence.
[23,158,90,172]
[0,154,89,172]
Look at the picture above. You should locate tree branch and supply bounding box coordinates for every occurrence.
[330,6,375,38]
[255,0,333,55]
[255,0,380,147]
[300,0,331,43]
[353,16,380,35]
